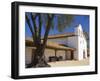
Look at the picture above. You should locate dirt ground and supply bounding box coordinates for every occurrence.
[48,58,89,67]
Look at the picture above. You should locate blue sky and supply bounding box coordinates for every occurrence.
[25,13,89,37]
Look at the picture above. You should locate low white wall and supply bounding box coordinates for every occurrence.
[25,47,33,64]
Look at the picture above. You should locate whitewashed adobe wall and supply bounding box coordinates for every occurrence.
[25,47,33,65]
[66,24,87,60]
[74,24,87,60]
[67,36,78,60]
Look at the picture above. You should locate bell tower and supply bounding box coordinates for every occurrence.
[74,24,87,60]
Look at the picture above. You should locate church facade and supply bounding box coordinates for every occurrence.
[25,24,88,65]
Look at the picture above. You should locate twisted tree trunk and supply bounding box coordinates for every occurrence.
[27,44,50,68]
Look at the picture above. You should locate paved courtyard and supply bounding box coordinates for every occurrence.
[48,58,89,67]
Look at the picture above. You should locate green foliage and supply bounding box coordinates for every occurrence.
[57,14,73,32]
[46,14,73,32]
[26,12,74,36]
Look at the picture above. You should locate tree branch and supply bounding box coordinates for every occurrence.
[25,14,35,42]
[38,14,42,43]
[30,13,38,38]
[43,14,54,46]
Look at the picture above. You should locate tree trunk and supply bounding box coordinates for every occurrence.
[27,44,51,68]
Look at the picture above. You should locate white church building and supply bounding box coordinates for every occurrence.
[25,24,88,65]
